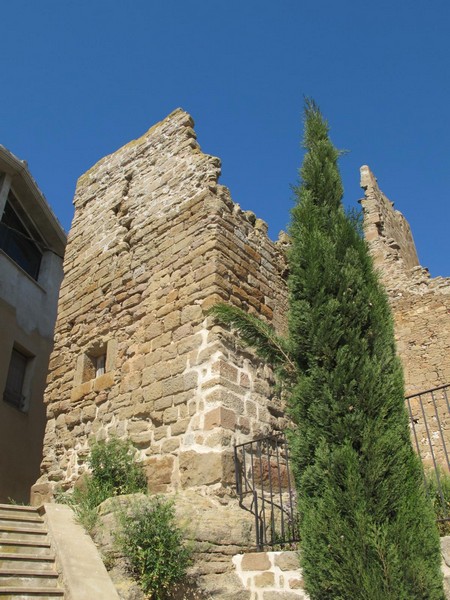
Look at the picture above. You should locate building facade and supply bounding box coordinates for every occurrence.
[0,146,66,502]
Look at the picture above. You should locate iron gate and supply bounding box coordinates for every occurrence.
[406,383,450,527]
[234,433,299,550]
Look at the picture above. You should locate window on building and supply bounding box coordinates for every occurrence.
[0,191,43,280]
[82,347,107,382]
[3,348,31,412]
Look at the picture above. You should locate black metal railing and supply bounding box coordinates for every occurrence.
[234,433,299,550]
[406,383,450,525]
[235,384,450,549]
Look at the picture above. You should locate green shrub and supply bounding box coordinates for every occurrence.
[60,436,147,532]
[425,469,450,536]
[87,436,147,497]
[115,496,192,600]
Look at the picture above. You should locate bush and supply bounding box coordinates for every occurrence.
[115,496,192,600]
[87,436,147,498]
[61,436,147,532]
[426,468,450,536]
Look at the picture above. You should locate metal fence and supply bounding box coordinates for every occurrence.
[235,383,450,549]
[234,433,299,550]
[406,383,450,526]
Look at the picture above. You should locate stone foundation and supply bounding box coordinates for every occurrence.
[233,551,305,599]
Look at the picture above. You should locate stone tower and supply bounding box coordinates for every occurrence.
[360,165,450,396]
[32,109,289,503]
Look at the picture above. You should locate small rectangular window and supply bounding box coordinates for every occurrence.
[3,348,29,411]
[82,347,107,382]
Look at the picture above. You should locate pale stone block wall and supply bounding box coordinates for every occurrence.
[232,542,450,600]
[32,109,288,502]
[233,551,305,599]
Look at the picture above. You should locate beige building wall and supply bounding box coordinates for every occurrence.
[0,148,65,502]
[0,299,53,503]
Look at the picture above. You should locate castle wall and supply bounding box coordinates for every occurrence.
[360,165,450,394]
[361,166,450,469]
[32,109,288,502]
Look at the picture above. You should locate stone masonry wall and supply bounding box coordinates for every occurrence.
[360,165,450,393]
[231,545,450,600]
[361,166,450,469]
[232,551,305,599]
[32,109,288,502]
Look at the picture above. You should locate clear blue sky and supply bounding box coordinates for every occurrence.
[2,0,449,276]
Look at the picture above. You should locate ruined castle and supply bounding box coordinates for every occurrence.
[31,108,450,506]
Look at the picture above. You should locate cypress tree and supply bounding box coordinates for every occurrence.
[209,100,444,598]
[288,100,444,599]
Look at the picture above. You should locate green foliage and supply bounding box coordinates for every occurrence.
[115,496,192,600]
[87,436,147,497]
[58,439,192,596]
[425,469,450,536]
[207,303,296,383]
[59,437,147,533]
[287,99,443,599]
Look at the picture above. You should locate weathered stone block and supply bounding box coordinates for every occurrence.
[71,380,93,402]
[93,371,115,391]
[241,552,271,571]
[288,577,304,590]
[171,417,190,436]
[204,407,236,431]
[163,406,178,424]
[254,572,275,587]
[161,438,180,453]
[145,455,174,493]
[275,551,299,571]
[212,360,239,382]
[179,450,234,487]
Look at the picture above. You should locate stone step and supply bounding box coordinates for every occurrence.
[0,505,41,520]
[0,507,43,518]
[0,568,60,587]
[0,504,39,513]
[0,553,56,571]
[0,586,64,598]
[0,517,45,530]
[0,527,48,543]
[0,506,65,598]
[0,510,43,523]
[0,539,52,554]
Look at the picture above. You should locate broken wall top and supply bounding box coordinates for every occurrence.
[361,165,450,395]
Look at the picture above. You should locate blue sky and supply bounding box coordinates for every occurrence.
[2,0,449,276]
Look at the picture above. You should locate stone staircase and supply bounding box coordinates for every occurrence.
[0,503,64,598]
